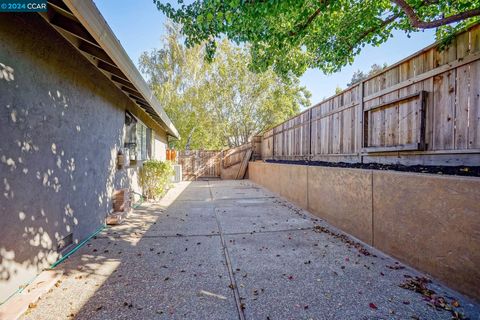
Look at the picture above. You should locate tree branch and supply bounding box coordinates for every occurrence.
[392,0,480,29]
[346,13,400,53]
[289,1,329,37]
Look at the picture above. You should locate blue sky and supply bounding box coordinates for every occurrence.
[93,0,436,107]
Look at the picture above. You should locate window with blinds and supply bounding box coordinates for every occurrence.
[124,111,151,162]
[136,123,147,160]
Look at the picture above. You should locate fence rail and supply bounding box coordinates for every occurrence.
[178,137,261,180]
[261,24,480,166]
[178,150,221,180]
[223,144,252,168]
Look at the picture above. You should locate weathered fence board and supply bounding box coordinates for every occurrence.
[179,138,260,180]
[178,150,221,180]
[261,24,480,166]
[470,61,480,149]
[223,143,251,168]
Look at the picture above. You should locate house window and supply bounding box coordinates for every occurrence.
[136,122,148,160]
[124,111,151,162]
[124,112,137,162]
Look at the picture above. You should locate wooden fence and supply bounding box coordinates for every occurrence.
[223,136,262,168]
[222,144,252,169]
[178,150,221,180]
[262,24,480,166]
[178,137,261,180]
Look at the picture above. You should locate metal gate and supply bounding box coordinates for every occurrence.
[178,150,221,180]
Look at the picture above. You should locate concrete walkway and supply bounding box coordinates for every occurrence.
[22,180,480,320]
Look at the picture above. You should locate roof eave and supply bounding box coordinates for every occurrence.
[58,0,179,138]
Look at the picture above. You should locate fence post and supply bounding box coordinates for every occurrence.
[221,149,225,169]
[308,107,313,162]
[359,80,365,164]
[272,130,275,161]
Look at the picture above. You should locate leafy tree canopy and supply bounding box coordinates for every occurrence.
[154,0,480,77]
[140,23,310,150]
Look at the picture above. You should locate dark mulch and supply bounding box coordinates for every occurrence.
[265,160,480,177]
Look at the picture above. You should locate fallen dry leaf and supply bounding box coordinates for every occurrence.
[399,276,465,319]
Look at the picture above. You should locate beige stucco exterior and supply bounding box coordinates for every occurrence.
[372,170,480,299]
[307,166,373,244]
[248,162,308,208]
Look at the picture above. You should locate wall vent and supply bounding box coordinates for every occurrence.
[57,233,73,253]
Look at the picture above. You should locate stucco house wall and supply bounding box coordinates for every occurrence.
[153,132,168,161]
[0,13,168,303]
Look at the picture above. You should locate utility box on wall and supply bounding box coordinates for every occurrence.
[173,165,182,183]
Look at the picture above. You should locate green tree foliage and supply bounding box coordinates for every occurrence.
[347,63,389,87]
[139,23,311,149]
[139,160,174,199]
[154,0,480,77]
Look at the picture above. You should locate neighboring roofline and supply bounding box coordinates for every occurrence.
[42,0,179,138]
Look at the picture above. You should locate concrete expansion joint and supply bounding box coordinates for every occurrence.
[96,233,221,239]
[175,196,277,203]
[223,227,315,237]
[209,181,246,320]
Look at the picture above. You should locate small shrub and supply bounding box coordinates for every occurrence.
[139,160,174,200]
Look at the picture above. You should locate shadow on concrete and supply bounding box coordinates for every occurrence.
[18,181,480,320]
[21,181,240,320]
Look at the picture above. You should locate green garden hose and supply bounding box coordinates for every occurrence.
[0,224,106,306]
[130,190,144,209]
[49,224,106,269]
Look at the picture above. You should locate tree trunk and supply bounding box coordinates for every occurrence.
[185,127,196,150]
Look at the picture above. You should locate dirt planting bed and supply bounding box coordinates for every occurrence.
[265,160,480,177]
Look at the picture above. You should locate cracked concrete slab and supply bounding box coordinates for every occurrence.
[175,185,212,201]
[208,180,255,188]
[20,180,480,320]
[211,185,273,200]
[216,204,313,234]
[147,208,220,236]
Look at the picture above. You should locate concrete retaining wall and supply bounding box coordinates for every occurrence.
[248,162,308,208]
[307,167,373,244]
[248,161,480,300]
[0,13,164,303]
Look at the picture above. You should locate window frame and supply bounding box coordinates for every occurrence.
[124,111,152,164]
